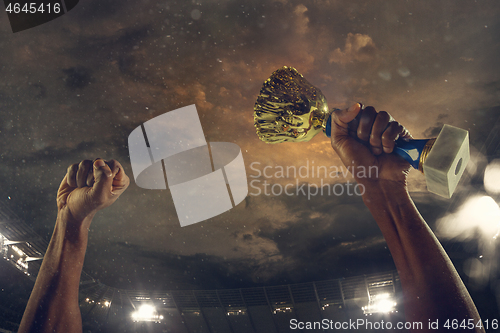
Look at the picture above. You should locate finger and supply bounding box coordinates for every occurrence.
[369,111,391,155]
[382,122,406,153]
[87,158,103,187]
[87,169,95,187]
[105,159,122,178]
[401,126,413,140]
[91,159,114,199]
[108,160,130,195]
[66,163,79,188]
[76,160,93,188]
[357,106,377,142]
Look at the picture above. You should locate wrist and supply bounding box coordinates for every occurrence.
[57,205,95,226]
[55,207,94,243]
[360,179,426,242]
[361,179,410,206]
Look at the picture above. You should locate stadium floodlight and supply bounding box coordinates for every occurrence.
[0,233,6,257]
[131,304,163,322]
[26,257,44,262]
[11,245,25,257]
[16,258,28,270]
[362,293,397,315]
[4,240,23,246]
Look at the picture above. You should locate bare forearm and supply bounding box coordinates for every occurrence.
[18,158,128,332]
[18,211,92,333]
[362,181,483,332]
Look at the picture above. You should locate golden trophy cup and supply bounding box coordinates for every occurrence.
[254,66,470,198]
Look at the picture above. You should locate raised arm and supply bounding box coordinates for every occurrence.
[18,159,129,333]
[330,104,483,332]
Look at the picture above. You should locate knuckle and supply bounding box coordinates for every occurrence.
[381,134,395,147]
[357,128,369,141]
[87,174,94,184]
[78,160,92,169]
[362,107,377,118]
[377,111,390,122]
[105,159,116,168]
[388,122,400,133]
[370,133,381,145]
[364,106,376,113]
[381,131,393,142]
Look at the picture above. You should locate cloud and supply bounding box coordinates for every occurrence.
[329,33,377,65]
[293,4,309,35]
[174,82,214,111]
[423,122,444,137]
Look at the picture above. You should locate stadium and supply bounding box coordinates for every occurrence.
[1,210,406,332]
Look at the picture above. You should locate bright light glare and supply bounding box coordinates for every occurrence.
[437,195,500,240]
[464,258,487,280]
[16,258,28,270]
[484,159,500,194]
[362,293,397,315]
[374,298,396,313]
[11,245,24,256]
[131,304,162,322]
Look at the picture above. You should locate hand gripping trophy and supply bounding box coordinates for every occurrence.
[254,66,470,198]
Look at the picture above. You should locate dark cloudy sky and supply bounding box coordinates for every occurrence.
[1,0,499,312]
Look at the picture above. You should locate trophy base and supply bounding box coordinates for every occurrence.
[423,125,470,198]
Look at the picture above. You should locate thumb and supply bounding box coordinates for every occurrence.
[92,159,114,198]
[332,103,361,127]
[330,103,361,141]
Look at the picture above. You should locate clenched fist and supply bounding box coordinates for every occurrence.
[330,103,412,187]
[56,159,130,224]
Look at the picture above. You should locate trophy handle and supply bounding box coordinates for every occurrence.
[324,114,434,172]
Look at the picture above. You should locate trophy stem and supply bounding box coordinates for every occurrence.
[418,138,436,173]
[393,139,433,172]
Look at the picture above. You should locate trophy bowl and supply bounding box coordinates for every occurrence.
[254,66,331,143]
